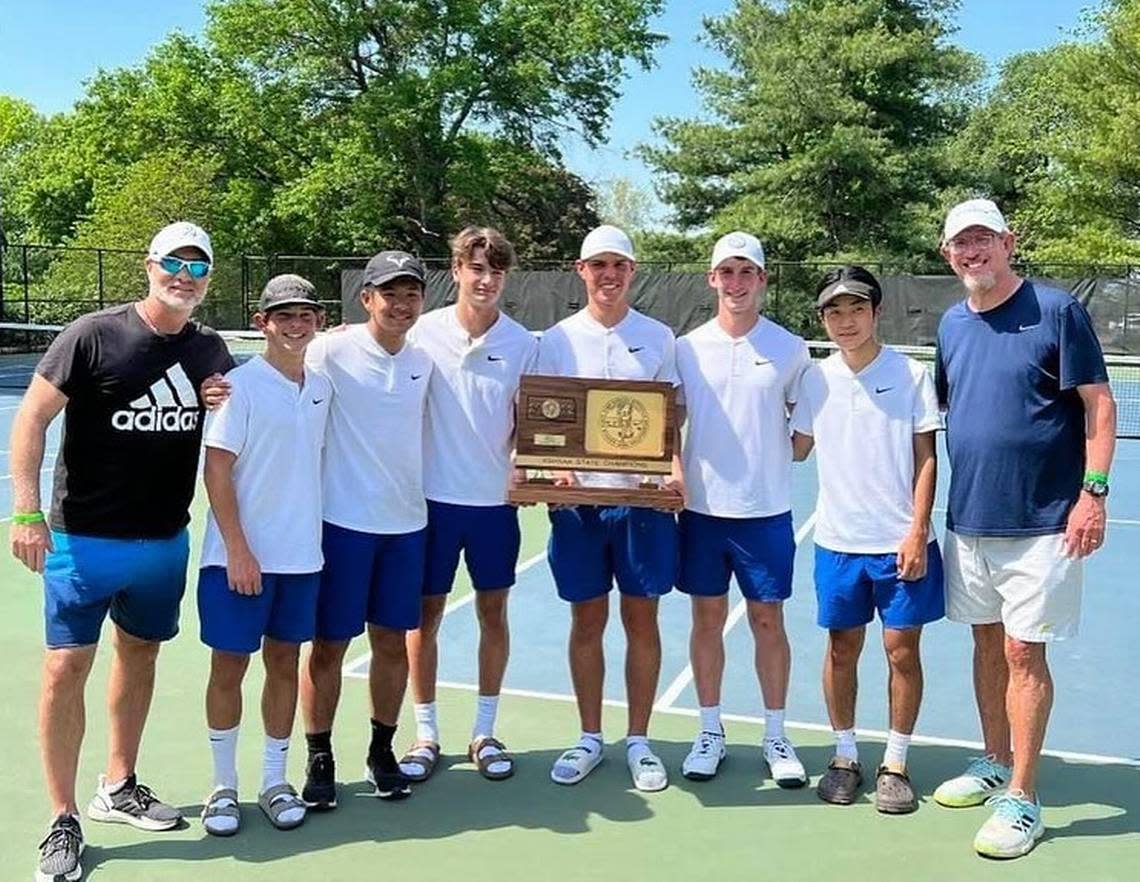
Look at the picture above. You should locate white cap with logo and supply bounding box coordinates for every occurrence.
[710,231,765,270]
[579,225,636,262]
[148,221,213,264]
[942,199,1008,243]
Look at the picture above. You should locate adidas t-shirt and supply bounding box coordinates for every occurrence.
[36,303,235,538]
[199,356,332,573]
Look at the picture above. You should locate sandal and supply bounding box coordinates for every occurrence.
[468,736,514,781]
[875,766,918,814]
[550,741,604,785]
[201,787,240,837]
[258,783,306,831]
[627,750,668,792]
[817,756,863,805]
[399,742,441,783]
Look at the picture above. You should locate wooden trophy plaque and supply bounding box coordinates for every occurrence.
[508,375,682,511]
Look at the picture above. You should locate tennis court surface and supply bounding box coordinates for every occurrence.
[2,335,1138,882]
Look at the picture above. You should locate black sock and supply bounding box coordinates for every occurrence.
[369,719,397,761]
[306,731,332,757]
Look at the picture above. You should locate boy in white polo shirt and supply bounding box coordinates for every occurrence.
[401,227,538,782]
[676,231,811,788]
[299,251,433,808]
[197,275,331,836]
[790,265,943,814]
[536,225,682,793]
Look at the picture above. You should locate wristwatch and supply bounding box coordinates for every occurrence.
[1082,478,1109,498]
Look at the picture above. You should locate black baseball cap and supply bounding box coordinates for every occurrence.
[361,251,427,288]
[258,274,323,313]
[816,279,879,309]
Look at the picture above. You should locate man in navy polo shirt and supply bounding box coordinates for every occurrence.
[932,199,1116,859]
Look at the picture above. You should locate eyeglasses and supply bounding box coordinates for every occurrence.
[946,232,1000,253]
[157,255,211,279]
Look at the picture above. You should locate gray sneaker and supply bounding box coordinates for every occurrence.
[36,814,84,882]
[87,774,181,831]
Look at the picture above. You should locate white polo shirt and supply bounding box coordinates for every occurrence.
[678,316,810,518]
[306,325,433,534]
[534,306,679,489]
[200,355,331,573]
[411,306,539,506]
[791,347,941,553]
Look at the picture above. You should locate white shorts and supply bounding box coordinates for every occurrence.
[943,530,1083,642]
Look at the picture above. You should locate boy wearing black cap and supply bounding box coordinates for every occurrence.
[790,266,943,814]
[197,275,330,835]
[299,251,433,807]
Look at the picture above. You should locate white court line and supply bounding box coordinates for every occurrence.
[381,679,1140,768]
[653,512,818,712]
[341,549,548,677]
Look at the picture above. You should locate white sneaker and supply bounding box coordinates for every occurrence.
[934,755,1011,808]
[682,731,726,781]
[973,790,1044,859]
[763,736,807,788]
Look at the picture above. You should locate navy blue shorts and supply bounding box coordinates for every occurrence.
[814,541,945,630]
[423,500,520,595]
[547,505,676,603]
[678,510,795,602]
[198,566,321,653]
[43,529,189,648]
[316,521,427,639]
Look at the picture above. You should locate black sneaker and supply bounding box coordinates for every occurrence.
[86,775,181,831]
[366,750,412,801]
[302,751,338,810]
[37,814,84,882]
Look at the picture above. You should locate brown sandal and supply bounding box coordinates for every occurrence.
[468,736,514,781]
[398,742,441,782]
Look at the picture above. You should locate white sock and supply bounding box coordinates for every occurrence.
[764,708,786,741]
[699,705,723,735]
[626,734,651,761]
[208,725,240,791]
[472,694,499,741]
[580,731,604,755]
[834,728,858,762]
[261,735,290,794]
[883,729,911,769]
[414,701,439,745]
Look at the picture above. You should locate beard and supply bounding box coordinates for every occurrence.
[961,270,998,295]
[153,286,205,313]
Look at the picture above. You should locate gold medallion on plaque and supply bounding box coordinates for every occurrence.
[585,389,665,458]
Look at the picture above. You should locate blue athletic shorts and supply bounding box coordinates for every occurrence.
[316,521,427,638]
[814,541,945,630]
[198,567,321,653]
[678,510,795,602]
[423,500,520,595]
[43,529,190,648]
[547,505,676,603]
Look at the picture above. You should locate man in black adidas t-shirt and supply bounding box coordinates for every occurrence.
[9,222,234,882]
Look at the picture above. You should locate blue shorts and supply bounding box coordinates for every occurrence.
[678,510,795,602]
[316,521,427,639]
[424,500,521,595]
[43,529,190,648]
[547,505,676,603]
[198,567,321,653]
[814,542,946,630]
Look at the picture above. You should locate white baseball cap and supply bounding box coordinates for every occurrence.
[942,199,1008,243]
[710,231,765,270]
[148,221,213,263]
[579,225,636,262]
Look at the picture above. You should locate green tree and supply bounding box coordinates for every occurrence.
[642,0,981,264]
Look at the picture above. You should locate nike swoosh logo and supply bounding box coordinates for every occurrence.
[875,386,893,394]
[312,398,325,404]
[755,358,771,365]
[1018,323,1039,331]
[411,374,423,380]
[628,346,645,353]
[487,355,503,361]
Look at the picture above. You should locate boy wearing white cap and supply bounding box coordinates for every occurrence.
[197,275,330,836]
[10,222,234,881]
[674,231,811,787]
[535,224,682,792]
[933,198,1116,858]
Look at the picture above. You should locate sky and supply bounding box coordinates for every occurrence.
[0,0,1097,221]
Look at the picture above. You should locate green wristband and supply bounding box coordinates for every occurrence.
[1084,470,1109,484]
[11,510,45,525]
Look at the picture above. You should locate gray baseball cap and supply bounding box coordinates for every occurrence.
[258,274,323,312]
[362,251,427,288]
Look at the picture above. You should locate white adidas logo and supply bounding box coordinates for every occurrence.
[111,363,201,432]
